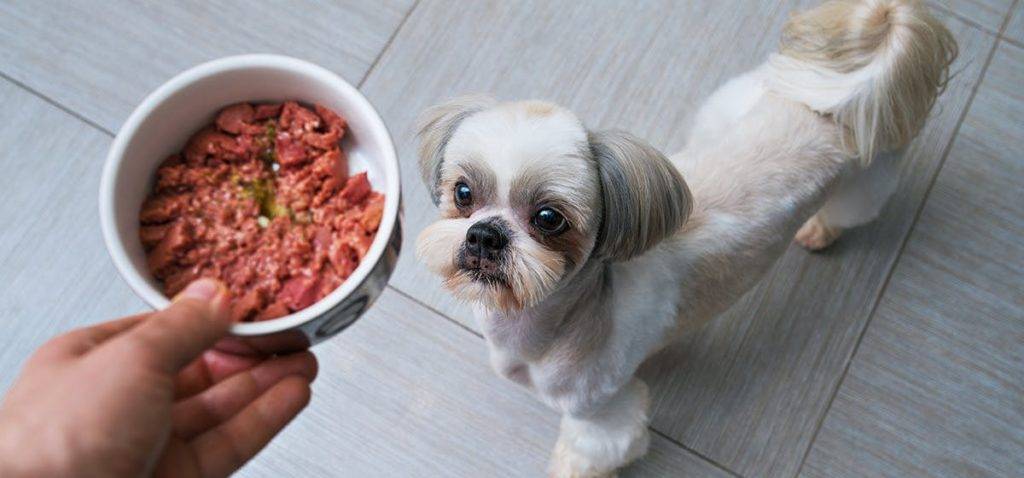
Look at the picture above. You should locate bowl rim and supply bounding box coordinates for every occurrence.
[99,54,401,336]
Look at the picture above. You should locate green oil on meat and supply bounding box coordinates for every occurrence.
[236,121,290,223]
[259,122,278,169]
[240,178,290,220]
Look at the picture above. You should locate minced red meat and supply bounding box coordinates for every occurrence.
[139,101,384,322]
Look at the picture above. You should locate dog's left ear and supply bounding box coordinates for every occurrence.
[589,130,692,261]
[416,95,497,205]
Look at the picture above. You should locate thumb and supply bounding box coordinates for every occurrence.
[105,279,233,375]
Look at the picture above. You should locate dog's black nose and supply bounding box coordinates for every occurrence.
[466,222,508,255]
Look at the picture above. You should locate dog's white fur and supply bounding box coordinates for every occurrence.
[415,1,956,476]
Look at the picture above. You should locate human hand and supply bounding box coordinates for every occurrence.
[0,279,318,477]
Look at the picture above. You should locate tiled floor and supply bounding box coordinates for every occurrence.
[0,1,1020,477]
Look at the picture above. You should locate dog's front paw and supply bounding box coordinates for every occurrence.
[547,380,651,478]
[548,438,621,478]
[795,214,842,251]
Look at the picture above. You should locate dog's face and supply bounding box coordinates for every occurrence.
[415,97,692,311]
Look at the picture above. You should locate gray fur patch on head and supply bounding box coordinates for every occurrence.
[588,130,693,261]
[416,95,498,205]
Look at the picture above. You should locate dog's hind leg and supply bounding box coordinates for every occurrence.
[795,152,901,251]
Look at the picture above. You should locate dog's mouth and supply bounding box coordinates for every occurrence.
[462,267,508,286]
[456,249,508,286]
[444,252,528,311]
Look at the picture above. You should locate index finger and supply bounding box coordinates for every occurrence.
[102,279,233,375]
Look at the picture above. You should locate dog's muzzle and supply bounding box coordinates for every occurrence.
[460,220,508,278]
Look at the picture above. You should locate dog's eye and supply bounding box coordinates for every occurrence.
[532,207,567,234]
[454,182,472,207]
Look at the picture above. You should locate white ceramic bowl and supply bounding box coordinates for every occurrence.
[100,54,402,352]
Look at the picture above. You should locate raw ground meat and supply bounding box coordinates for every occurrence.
[139,101,384,322]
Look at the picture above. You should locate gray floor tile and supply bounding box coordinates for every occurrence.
[0,0,414,132]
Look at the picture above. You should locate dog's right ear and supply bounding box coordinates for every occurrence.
[589,130,692,262]
[416,95,497,205]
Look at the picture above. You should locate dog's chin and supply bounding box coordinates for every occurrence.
[444,268,524,311]
[443,254,567,312]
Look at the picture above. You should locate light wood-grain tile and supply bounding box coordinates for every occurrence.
[241,288,731,478]
[0,0,414,132]
[1006,1,1024,43]
[801,40,1024,478]
[932,0,1015,32]
[0,78,144,391]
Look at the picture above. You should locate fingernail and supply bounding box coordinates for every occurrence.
[175,278,221,302]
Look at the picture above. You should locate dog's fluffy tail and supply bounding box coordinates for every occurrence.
[765,0,957,164]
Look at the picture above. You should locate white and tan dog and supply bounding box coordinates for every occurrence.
[415,1,956,476]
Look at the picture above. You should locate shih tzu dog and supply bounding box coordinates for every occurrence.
[415,0,956,476]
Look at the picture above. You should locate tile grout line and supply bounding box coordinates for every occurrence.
[387,288,747,476]
[0,70,115,138]
[790,3,1017,476]
[357,0,421,89]
[1003,35,1024,49]
[928,2,999,36]
[927,3,1023,52]
[649,427,744,478]
[386,285,483,339]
